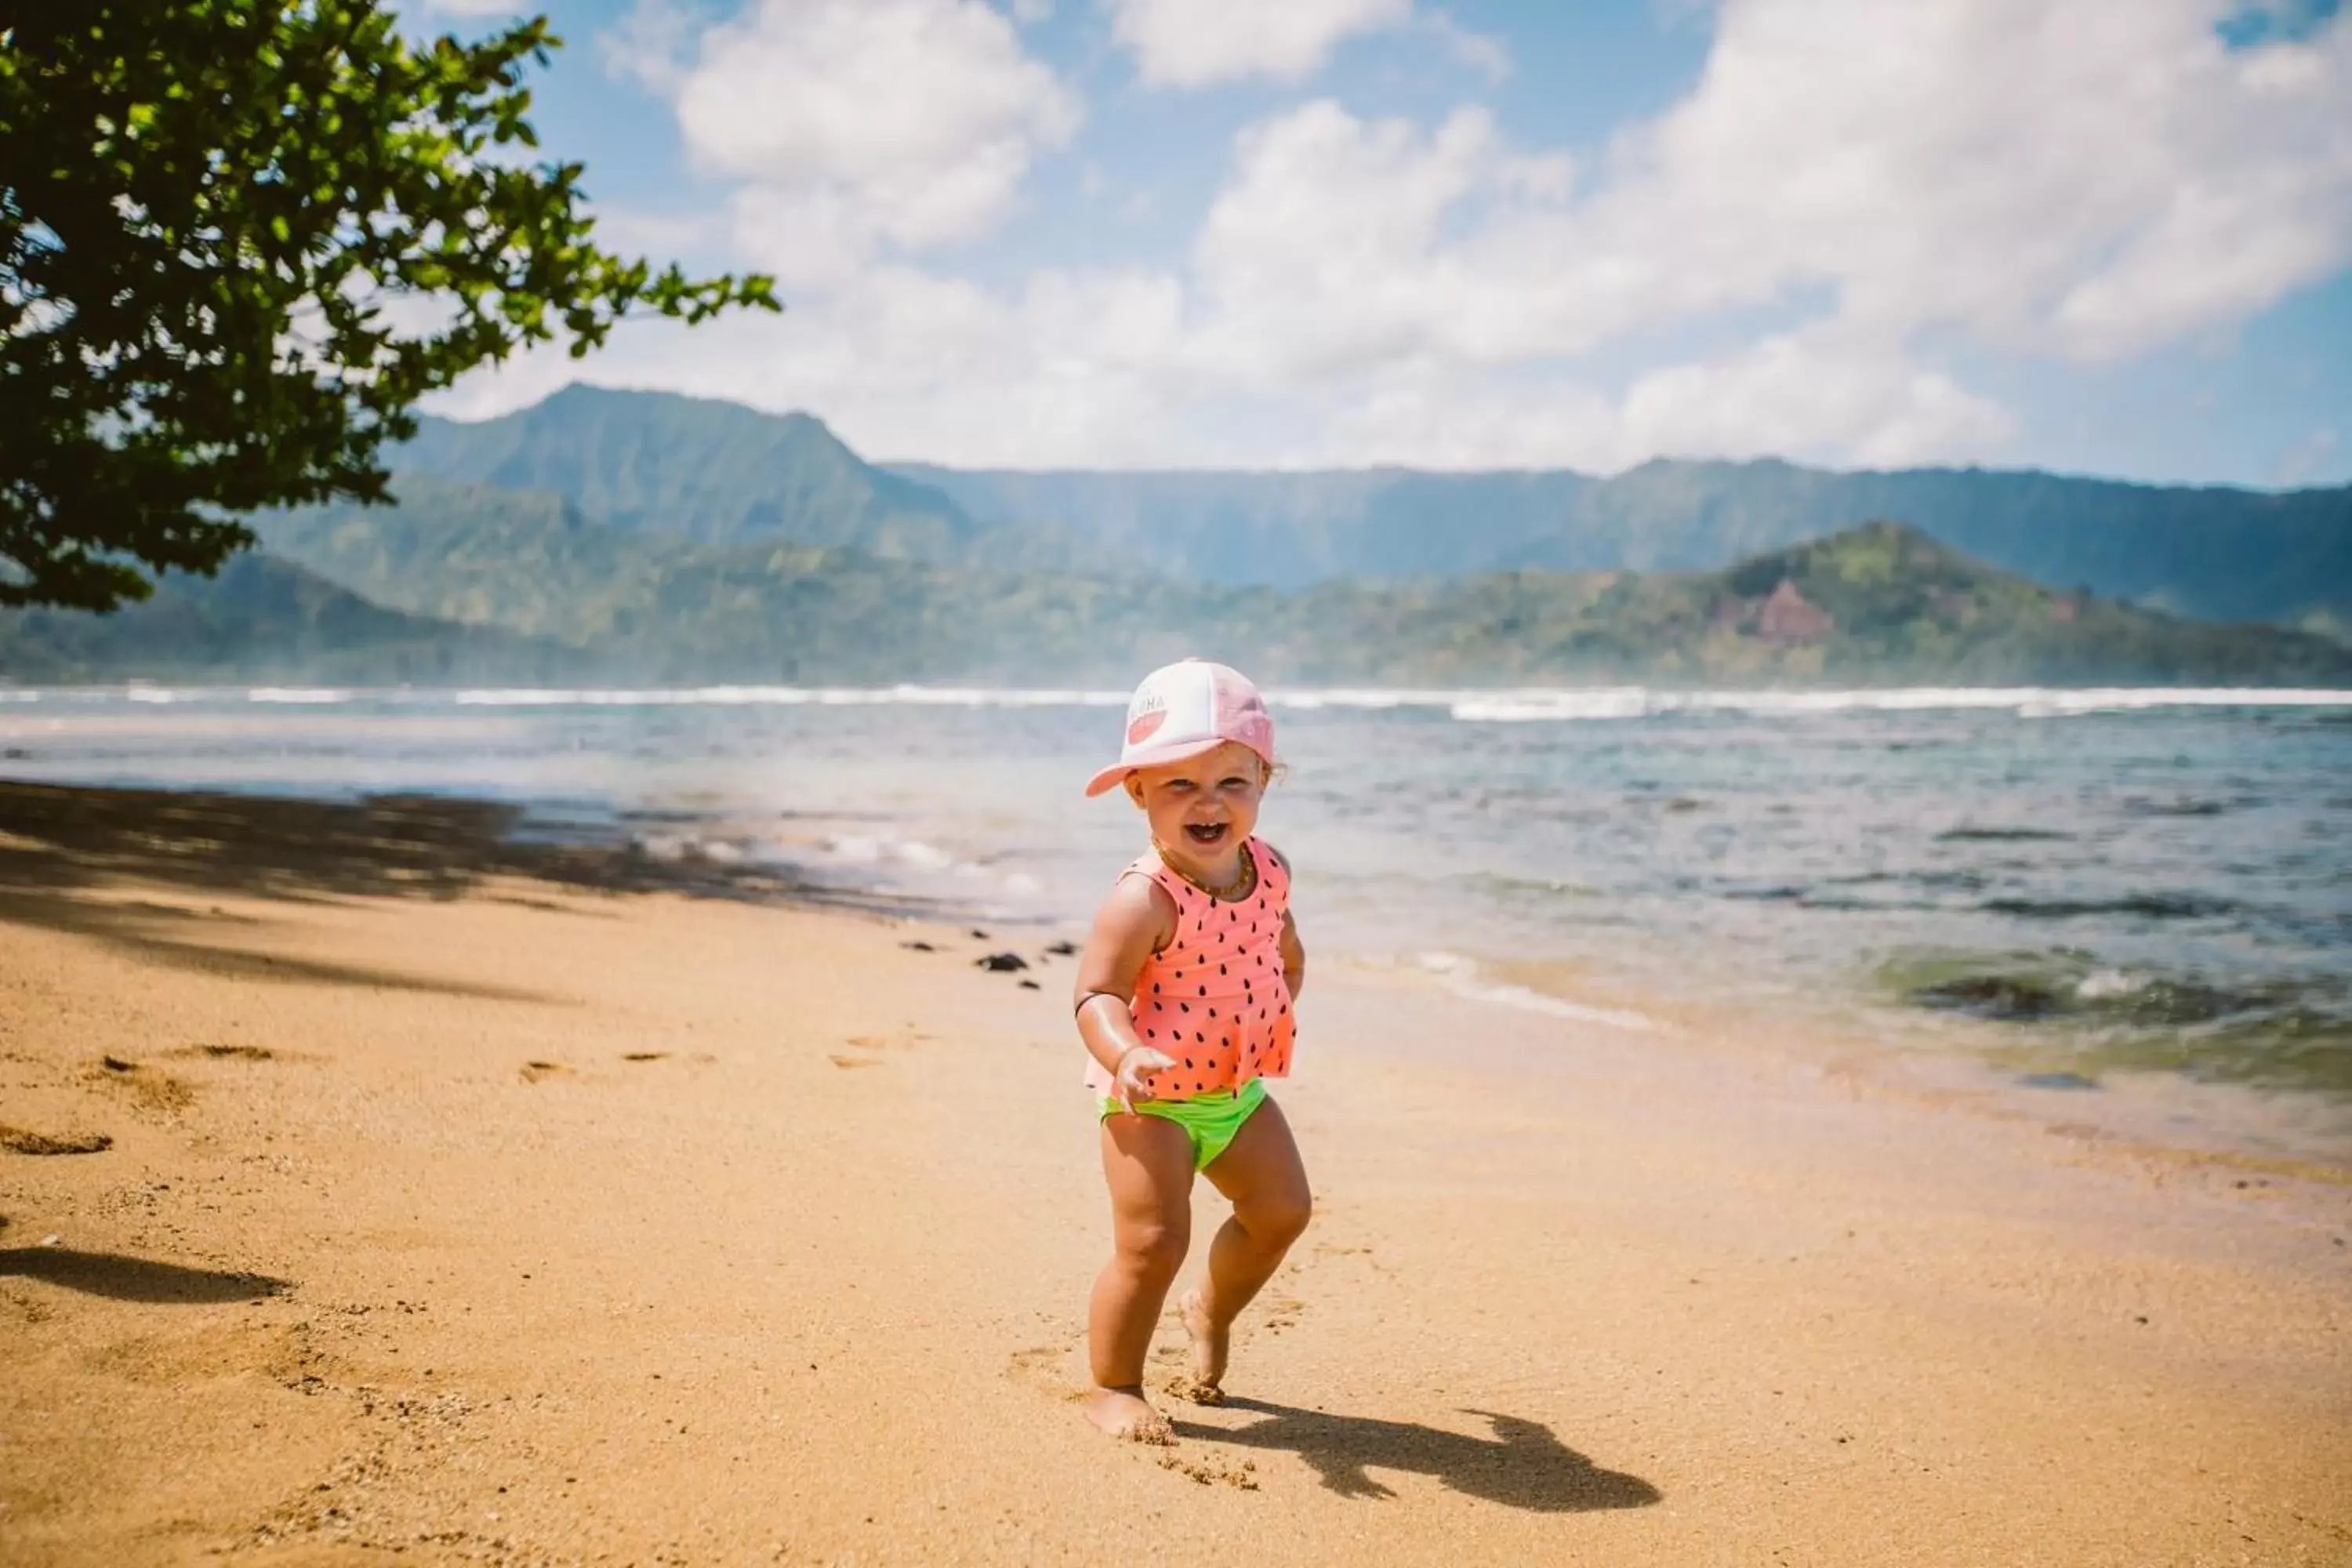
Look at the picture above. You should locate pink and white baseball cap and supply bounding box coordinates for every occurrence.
[1084,659,1276,797]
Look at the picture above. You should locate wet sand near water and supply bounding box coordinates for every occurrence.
[1,783,2347,1566]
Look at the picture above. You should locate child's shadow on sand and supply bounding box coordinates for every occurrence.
[0,1247,289,1303]
[1177,1399,1661,1511]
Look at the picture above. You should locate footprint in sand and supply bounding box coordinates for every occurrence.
[85,1058,194,1113]
[1309,1241,1390,1277]
[1156,1451,1259,1490]
[518,1061,572,1083]
[827,1054,884,1069]
[621,1052,669,1063]
[0,1125,113,1156]
[174,1044,275,1062]
[1006,1343,1083,1400]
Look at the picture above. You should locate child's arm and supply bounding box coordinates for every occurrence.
[1263,842,1307,1002]
[1073,873,1180,1109]
[1279,909,1306,1002]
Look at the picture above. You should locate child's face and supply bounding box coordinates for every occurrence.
[1125,742,1269,867]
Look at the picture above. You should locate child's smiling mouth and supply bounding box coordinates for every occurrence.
[1183,822,1230,846]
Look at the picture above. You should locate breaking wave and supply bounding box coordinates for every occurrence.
[8,684,2348,718]
[1445,688,2352,723]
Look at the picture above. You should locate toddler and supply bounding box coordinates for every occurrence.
[1070,659,1310,1443]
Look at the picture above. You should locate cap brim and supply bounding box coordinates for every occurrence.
[1082,736,1229,797]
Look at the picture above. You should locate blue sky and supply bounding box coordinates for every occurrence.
[416,0,2352,485]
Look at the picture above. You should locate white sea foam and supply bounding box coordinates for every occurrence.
[1415,952,1657,1033]
[825,833,884,863]
[1451,689,1653,723]
[1446,687,2352,723]
[895,840,954,870]
[246,688,357,705]
[1264,688,1460,711]
[449,684,1126,709]
[31,682,2352,724]
[815,829,1014,890]
[2075,968,2149,1000]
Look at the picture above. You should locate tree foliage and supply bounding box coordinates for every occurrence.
[0,0,777,610]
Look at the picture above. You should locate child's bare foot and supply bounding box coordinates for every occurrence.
[1081,1385,1174,1444]
[1178,1289,1228,1403]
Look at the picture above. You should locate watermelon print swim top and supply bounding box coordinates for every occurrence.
[1083,836,1296,1102]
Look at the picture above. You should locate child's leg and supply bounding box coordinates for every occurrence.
[1185,1095,1312,1398]
[1083,1111,1195,1442]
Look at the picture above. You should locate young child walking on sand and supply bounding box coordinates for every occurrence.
[1071,659,1311,1443]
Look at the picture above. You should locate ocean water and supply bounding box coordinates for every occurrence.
[5,684,2350,1160]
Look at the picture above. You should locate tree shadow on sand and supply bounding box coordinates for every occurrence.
[0,780,839,906]
[0,1247,290,1303]
[0,782,945,980]
[1175,1398,1661,1511]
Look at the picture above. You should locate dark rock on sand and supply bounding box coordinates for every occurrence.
[0,1125,114,1156]
[2016,1072,2100,1091]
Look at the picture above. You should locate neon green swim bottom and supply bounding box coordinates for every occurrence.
[1099,1077,1270,1171]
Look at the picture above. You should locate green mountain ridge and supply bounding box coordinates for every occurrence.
[9,482,2341,684]
[902,455,2352,625]
[8,383,2346,686]
[383,386,2348,624]
[389,384,987,561]
[1506,456,2352,626]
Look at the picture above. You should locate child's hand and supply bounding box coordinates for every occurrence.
[1115,1045,1178,1111]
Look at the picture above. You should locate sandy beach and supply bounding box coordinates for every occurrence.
[2,782,2347,1567]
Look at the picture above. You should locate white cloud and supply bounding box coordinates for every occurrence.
[1186,102,1573,379]
[1181,2,2352,373]
[620,0,1078,286]
[1581,0,2352,362]
[1104,0,1414,87]
[483,0,2352,474]
[417,0,526,16]
[1163,0,2352,462]
[1620,326,2018,467]
[432,266,1203,465]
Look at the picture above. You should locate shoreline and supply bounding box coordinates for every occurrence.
[1394,946,2352,1189]
[2,780,2347,1564]
[11,775,2347,1176]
